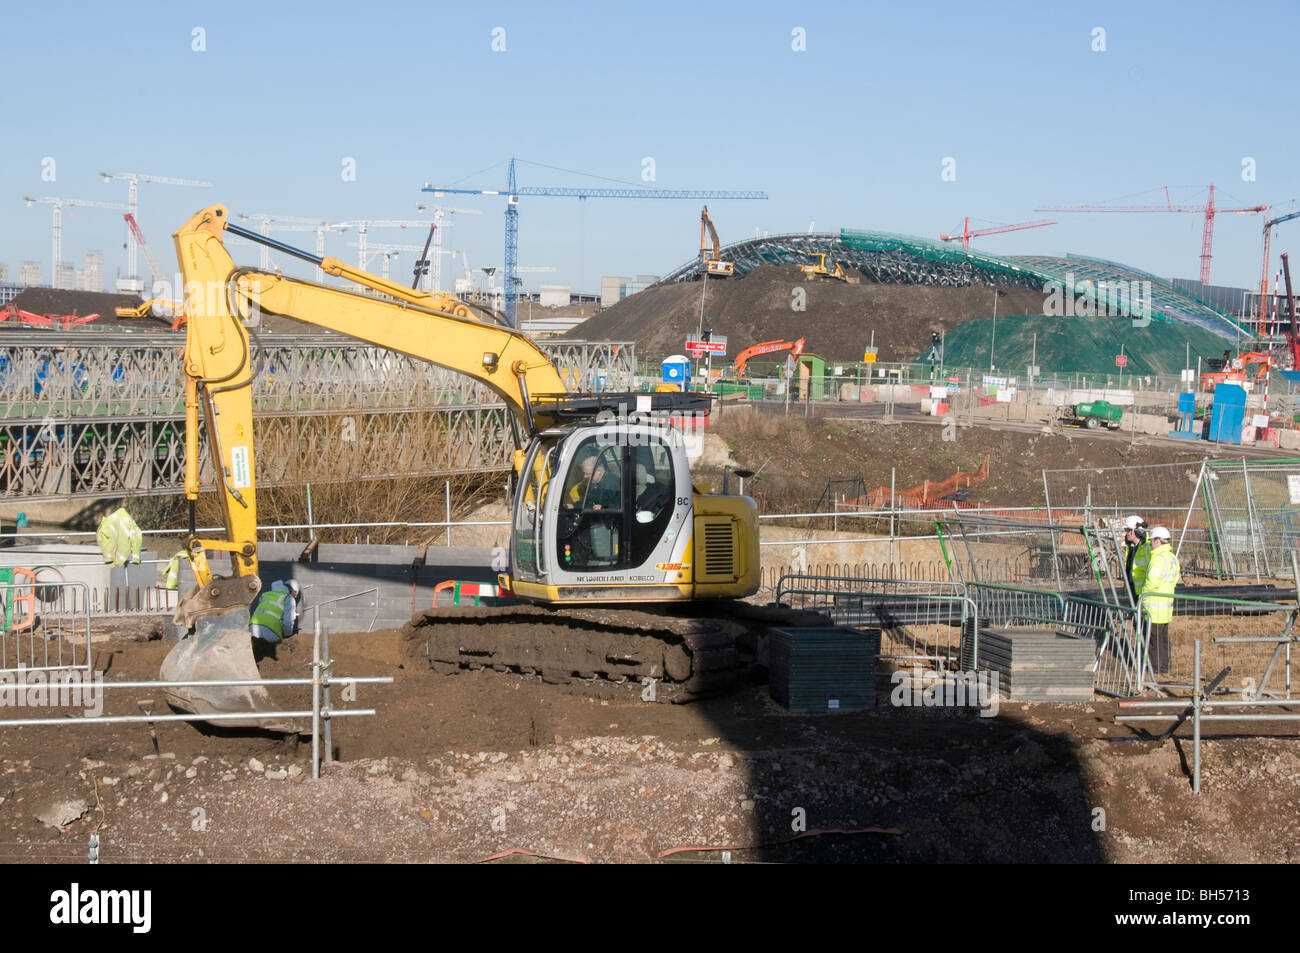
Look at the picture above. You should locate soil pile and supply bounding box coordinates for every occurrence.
[565,267,1047,363]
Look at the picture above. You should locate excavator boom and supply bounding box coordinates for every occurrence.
[173,205,567,594]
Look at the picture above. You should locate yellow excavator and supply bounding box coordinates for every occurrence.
[699,205,734,277]
[162,205,779,719]
[114,298,187,329]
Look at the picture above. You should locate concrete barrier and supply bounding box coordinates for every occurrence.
[177,543,496,635]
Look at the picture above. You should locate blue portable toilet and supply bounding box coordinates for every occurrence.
[662,354,690,387]
[1207,383,1246,444]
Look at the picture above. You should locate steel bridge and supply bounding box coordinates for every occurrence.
[0,332,635,502]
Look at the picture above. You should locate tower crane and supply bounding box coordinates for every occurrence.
[415,204,482,293]
[348,241,423,280]
[1258,207,1300,333]
[21,196,127,285]
[237,213,330,272]
[99,171,213,293]
[423,156,767,327]
[1036,185,1266,284]
[329,219,429,271]
[939,218,1056,249]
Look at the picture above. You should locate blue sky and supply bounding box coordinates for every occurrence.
[3,0,1296,295]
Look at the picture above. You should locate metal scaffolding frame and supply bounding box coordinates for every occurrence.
[0,332,634,501]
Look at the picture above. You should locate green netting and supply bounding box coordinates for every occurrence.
[839,228,1249,341]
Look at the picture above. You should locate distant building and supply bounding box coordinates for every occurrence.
[0,264,7,283]
[19,262,41,286]
[539,284,570,308]
[1172,278,1253,317]
[54,263,76,291]
[600,274,659,308]
[81,251,104,293]
[0,285,19,305]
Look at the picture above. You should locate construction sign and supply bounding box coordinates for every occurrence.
[1115,354,1128,367]
[686,334,727,355]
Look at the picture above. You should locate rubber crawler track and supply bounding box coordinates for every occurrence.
[402,602,829,703]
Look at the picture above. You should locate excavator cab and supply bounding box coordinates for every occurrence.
[506,417,756,603]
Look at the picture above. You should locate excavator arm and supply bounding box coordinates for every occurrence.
[700,205,722,263]
[173,204,567,608]
[733,337,805,379]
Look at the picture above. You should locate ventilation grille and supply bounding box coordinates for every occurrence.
[702,520,735,579]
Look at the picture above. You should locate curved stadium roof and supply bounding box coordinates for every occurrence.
[658,229,1248,342]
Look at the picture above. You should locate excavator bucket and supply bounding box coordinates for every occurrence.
[160,608,297,732]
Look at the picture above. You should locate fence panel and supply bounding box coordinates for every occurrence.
[774,574,976,669]
[1,580,92,674]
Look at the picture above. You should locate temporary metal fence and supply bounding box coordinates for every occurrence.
[1117,640,1300,793]
[1199,458,1300,580]
[0,619,392,779]
[1134,591,1298,698]
[774,574,978,668]
[1,579,92,674]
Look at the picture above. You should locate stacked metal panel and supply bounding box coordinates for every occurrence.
[768,625,880,713]
[978,627,1094,701]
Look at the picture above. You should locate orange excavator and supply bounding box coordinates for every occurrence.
[733,337,805,379]
[1200,349,1274,392]
[699,206,734,277]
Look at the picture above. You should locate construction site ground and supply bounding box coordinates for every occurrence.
[1,622,1297,864]
[704,411,1287,514]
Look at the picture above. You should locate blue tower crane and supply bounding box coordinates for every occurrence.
[422,157,767,328]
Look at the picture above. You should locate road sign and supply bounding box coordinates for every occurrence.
[863,347,878,363]
[686,334,727,355]
[1115,354,1128,367]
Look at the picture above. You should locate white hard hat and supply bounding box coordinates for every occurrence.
[286,579,301,598]
[1122,515,1145,531]
[1149,525,1171,541]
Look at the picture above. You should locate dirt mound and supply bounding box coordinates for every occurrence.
[2,288,144,329]
[565,266,1047,363]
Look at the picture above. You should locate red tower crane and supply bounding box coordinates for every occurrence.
[939,218,1056,249]
[1036,185,1266,285]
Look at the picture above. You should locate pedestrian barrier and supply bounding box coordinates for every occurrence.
[0,579,92,674]
[774,574,978,668]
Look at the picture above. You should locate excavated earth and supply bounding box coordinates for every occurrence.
[565,267,1048,363]
[0,622,1296,863]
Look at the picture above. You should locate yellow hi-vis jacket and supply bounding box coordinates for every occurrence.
[1139,542,1180,624]
[96,507,142,567]
[1130,540,1151,589]
[164,552,187,590]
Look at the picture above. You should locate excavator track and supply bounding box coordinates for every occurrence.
[402,602,829,703]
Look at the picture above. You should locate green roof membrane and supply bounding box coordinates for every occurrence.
[838,228,1248,342]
